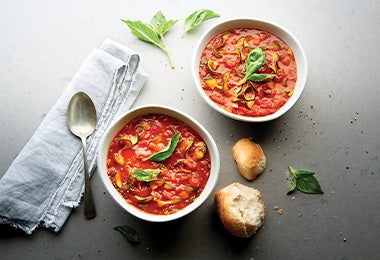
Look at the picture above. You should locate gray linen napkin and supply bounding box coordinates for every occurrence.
[0,38,148,234]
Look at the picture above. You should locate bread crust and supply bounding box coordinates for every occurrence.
[215,182,266,237]
[232,138,266,180]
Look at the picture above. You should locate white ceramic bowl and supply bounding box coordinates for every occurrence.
[192,18,308,122]
[97,105,220,222]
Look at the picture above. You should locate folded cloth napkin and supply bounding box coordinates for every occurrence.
[0,38,148,234]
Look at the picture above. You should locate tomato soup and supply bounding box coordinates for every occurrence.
[199,28,297,117]
[106,114,211,215]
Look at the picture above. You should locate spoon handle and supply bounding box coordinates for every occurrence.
[82,137,96,219]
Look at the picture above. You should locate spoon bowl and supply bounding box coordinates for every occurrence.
[67,91,97,219]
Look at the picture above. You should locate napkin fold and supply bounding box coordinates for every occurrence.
[0,39,148,234]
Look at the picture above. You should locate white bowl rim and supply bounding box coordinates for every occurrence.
[97,104,220,222]
[191,17,308,122]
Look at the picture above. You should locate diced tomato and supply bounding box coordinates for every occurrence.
[137,186,151,198]
[210,94,225,105]
[178,190,189,200]
[162,190,174,200]
[189,175,201,188]
[107,167,117,177]
[225,59,236,68]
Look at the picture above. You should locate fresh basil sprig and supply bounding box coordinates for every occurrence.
[182,9,220,38]
[114,225,141,244]
[238,47,275,85]
[132,168,161,182]
[147,132,181,162]
[151,11,178,37]
[287,166,323,194]
[121,11,178,68]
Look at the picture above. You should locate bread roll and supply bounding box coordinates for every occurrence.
[215,182,265,237]
[232,137,266,180]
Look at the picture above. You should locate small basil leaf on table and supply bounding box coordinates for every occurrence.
[114,225,141,244]
[147,132,181,162]
[287,166,323,194]
[182,9,220,38]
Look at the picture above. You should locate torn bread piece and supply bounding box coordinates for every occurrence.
[215,182,266,237]
[232,137,266,180]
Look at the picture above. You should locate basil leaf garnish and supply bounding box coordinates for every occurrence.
[238,47,275,85]
[182,9,220,38]
[114,225,141,244]
[132,168,161,182]
[121,11,177,68]
[287,166,323,195]
[246,47,267,71]
[147,132,181,162]
[245,73,276,82]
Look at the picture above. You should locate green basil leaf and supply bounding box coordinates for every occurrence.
[294,169,315,176]
[132,168,161,182]
[151,10,178,36]
[289,166,315,177]
[288,166,297,178]
[114,225,141,244]
[182,9,220,37]
[287,166,323,195]
[121,12,176,68]
[147,132,181,162]
[296,175,324,194]
[246,47,266,72]
[287,175,297,194]
[246,73,276,82]
[238,47,274,85]
[121,20,160,46]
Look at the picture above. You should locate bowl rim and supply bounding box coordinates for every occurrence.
[191,17,308,122]
[97,104,220,222]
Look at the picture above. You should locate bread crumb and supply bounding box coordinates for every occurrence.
[273,205,283,215]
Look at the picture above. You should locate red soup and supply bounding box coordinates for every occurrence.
[199,28,297,117]
[106,114,211,215]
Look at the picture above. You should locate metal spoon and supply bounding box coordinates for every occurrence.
[67,92,97,219]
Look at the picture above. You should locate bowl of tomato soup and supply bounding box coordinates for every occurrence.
[192,18,307,122]
[97,105,220,222]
